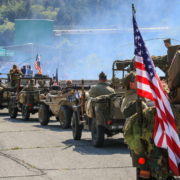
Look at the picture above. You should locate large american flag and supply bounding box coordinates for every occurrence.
[34,54,42,75]
[132,7,180,175]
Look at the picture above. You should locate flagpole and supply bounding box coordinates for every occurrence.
[132,4,136,15]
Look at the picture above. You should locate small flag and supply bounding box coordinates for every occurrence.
[34,54,42,75]
[132,4,180,175]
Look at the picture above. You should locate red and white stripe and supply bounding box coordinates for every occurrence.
[135,55,180,176]
[34,55,42,75]
[34,62,42,74]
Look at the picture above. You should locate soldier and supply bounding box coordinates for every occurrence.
[89,72,115,98]
[61,80,72,94]
[151,39,172,77]
[9,64,22,88]
[19,79,38,104]
[121,72,138,118]
[122,73,175,179]
[22,79,36,91]
[164,38,171,49]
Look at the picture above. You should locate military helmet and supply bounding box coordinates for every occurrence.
[164,38,171,44]
[122,71,136,87]
[99,72,107,80]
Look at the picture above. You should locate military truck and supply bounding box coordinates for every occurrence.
[123,45,180,180]
[38,84,83,128]
[8,76,52,120]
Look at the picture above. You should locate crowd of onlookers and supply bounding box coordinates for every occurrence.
[21,65,33,77]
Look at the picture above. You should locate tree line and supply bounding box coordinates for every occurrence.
[0,0,124,45]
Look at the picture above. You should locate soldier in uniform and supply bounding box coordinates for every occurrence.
[122,72,176,179]
[164,38,171,49]
[89,72,115,98]
[121,72,141,118]
[19,79,39,104]
[9,65,22,88]
[151,39,172,77]
[22,79,36,91]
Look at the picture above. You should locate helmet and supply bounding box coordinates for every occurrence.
[99,72,107,80]
[164,38,171,44]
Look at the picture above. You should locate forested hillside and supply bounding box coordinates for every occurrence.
[0,0,124,45]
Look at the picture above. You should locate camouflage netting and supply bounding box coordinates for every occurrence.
[123,112,144,154]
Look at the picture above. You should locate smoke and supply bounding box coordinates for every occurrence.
[1,0,180,80]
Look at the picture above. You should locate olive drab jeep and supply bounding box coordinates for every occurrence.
[71,62,130,147]
[8,76,52,120]
[72,91,126,147]
[123,45,180,180]
[38,84,80,129]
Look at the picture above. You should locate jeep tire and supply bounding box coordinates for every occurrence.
[59,106,72,129]
[91,118,105,147]
[38,104,50,125]
[72,111,82,140]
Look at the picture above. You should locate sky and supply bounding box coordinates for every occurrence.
[1,0,180,80]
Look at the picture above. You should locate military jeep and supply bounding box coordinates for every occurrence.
[8,76,52,120]
[38,85,80,128]
[71,79,125,147]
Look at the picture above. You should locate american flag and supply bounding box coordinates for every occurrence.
[34,54,42,75]
[132,6,180,175]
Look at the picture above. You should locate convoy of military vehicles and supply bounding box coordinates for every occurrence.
[0,44,179,180]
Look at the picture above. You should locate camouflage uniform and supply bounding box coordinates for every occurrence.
[89,82,115,98]
[120,72,139,118]
[123,72,177,179]
[124,106,174,180]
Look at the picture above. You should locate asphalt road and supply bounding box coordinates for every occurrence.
[0,109,135,180]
